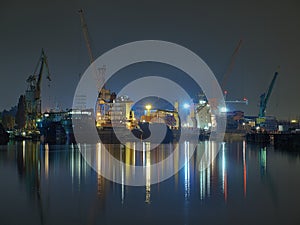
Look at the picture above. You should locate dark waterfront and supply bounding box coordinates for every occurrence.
[0,140,300,225]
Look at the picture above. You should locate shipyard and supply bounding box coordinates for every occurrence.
[1,43,299,148]
[1,2,300,225]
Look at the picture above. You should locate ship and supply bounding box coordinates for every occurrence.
[37,106,184,145]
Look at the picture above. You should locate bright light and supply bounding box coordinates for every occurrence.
[242,122,246,126]
[145,104,152,110]
[183,103,190,109]
[221,107,227,113]
[256,126,260,130]
[291,119,298,123]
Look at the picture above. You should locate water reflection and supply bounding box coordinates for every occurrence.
[4,141,275,199]
[14,141,44,224]
[184,141,190,200]
[145,143,151,204]
[3,140,256,204]
[260,147,267,176]
[74,140,253,203]
[1,140,299,224]
[243,140,247,197]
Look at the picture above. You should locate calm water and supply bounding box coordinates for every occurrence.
[0,140,300,225]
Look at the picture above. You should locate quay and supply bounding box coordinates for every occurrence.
[246,132,300,150]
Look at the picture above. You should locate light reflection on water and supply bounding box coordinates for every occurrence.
[1,140,300,225]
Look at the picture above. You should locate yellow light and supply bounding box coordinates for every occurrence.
[145,104,152,110]
[291,119,298,123]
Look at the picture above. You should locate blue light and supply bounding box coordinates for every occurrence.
[183,103,190,109]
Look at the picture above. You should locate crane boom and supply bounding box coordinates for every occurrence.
[221,39,243,94]
[78,9,94,64]
[258,70,279,117]
[35,49,51,101]
[78,9,107,93]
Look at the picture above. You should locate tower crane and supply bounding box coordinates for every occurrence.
[258,70,279,118]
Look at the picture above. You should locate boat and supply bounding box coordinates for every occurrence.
[11,129,41,141]
[131,122,176,143]
[37,111,69,145]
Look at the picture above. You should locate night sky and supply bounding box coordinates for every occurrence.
[1,0,300,119]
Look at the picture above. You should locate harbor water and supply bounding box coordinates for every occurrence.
[0,140,300,225]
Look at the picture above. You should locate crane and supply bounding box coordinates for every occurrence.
[78,8,107,92]
[25,49,51,129]
[221,39,243,100]
[258,70,279,118]
[35,49,51,100]
[78,9,112,128]
[78,9,94,64]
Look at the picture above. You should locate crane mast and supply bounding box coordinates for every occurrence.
[258,71,279,118]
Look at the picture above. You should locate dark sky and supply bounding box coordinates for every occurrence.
[1,0,300,119]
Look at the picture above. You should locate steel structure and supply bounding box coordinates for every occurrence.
[258,70,279,118]
[25,49,51,129]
